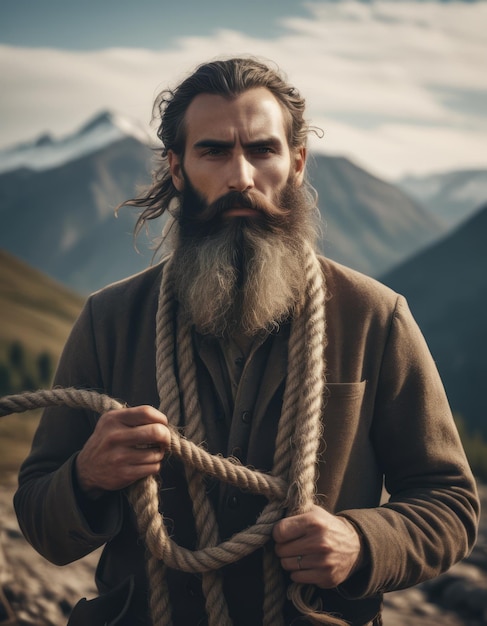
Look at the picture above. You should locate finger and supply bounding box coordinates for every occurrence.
[109,422,171,451]
[113,460,165,484]
[104,406,169,428]
[274,533,327,559]
[278,554,338,588]
[273,506,336,547]
[280,554,308,572]
[280,552,326,572]
[272,515,308,544]
[131,445,166,467]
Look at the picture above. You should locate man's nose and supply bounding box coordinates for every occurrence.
[227,155,254,192]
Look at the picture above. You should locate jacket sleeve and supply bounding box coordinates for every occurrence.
[13,298,123,566]
[338,296,480,598]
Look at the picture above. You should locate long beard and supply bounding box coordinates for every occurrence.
[169,181,318,337]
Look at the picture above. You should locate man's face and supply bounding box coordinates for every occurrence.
[167,87,306,222]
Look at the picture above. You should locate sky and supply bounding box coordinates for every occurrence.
[1,0,487,181]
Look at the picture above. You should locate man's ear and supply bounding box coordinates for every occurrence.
[293,146,306,187]
[167,150,184,192]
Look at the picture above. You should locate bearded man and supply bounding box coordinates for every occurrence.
[14,58,479,626]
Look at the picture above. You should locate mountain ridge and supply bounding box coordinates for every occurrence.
[308,154,444,277]
[382,202,487,438]
[398,168,487,228]
[0,110,152,175]
[0,112,446,293]
[0,134,157,293]
[0,109,484,442]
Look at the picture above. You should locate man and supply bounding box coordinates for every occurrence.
[14,58,479,626]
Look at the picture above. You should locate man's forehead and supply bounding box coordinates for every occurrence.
[183,88,288,144]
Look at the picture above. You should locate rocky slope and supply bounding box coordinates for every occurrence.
[0,478,486,625]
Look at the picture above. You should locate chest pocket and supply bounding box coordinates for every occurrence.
[317,381,381,509]
[319,381,368,457]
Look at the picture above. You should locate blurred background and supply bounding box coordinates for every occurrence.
[0,1,486,624]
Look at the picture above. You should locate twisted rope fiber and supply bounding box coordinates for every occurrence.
[143,259,282,625]
[0,247,348,626]
[170,288,230,626]
[0,390,286,505]
[132,245,347,626]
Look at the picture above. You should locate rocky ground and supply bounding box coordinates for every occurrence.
[0,477,486,625]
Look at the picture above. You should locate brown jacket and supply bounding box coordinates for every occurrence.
[14,257,480,625]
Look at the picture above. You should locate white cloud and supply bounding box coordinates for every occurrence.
[1,0,486,179]
[309,117,487,179]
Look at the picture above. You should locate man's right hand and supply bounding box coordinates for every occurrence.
[75,406,171,498]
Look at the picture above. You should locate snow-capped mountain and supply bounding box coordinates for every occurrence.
[0,110,445,293]
[0,111,152,174]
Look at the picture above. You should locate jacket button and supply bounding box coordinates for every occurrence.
[231,446,242,459]
[241,410,252,424]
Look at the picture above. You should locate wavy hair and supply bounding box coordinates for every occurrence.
[120,57,314,236]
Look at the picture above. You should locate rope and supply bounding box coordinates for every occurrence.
[0,245,349,626]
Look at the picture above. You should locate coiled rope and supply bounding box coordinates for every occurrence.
[0,246,348,626]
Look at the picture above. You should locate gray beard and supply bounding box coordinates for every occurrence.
[169,216,316,337]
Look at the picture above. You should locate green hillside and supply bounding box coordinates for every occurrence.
[0,249,85,479]
[0,248,84,359]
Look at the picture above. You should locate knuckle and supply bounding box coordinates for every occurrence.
[134,405,156,421]
[100,409,119,426]
[139,404,156,414]
[139,405,168,426]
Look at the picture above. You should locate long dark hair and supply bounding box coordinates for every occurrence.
[120,57,312,236]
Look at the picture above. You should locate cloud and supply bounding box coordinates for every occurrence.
[1,0,486,179]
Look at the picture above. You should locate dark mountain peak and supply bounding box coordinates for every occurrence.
[77,110,115,135]
[0,110,151,175]
[75,110,151,146]
[34,133,54,147]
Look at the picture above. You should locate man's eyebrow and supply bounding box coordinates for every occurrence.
[244,137,283,149]
[193,137,284,150]
[193,139,235,149]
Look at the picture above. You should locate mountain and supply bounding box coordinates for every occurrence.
[308,155,445,278]
[382,203,487,438]
[0,112,160,294]
[0,249,84,361]
[398,168,487,228]
[0,112,446,293]
[0,111,151,175]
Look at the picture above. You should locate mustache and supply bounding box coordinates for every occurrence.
[188,190,290,226]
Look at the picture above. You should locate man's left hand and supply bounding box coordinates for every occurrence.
[272,504,364,588]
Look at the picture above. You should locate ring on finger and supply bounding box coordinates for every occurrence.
[296,555,303,570]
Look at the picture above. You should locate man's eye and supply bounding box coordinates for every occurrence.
[205,148,224,156]
[253,146,274,154]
